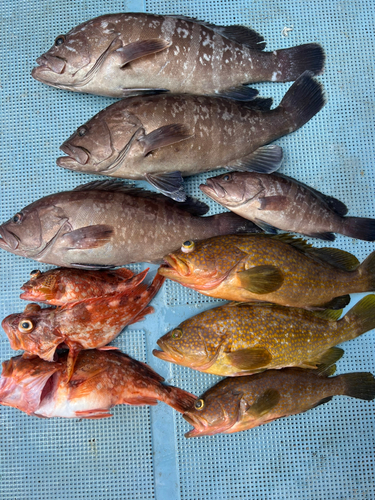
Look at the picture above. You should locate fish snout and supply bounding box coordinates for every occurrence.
[183,411,210,437]
[57,143,90,169]
[200,178,227,200]
[34,54,66,75]
[0,226,19,251]
[153,338,184,363]
[161,254,190,277]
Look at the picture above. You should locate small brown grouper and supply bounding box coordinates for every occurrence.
[32,13,325,97]
[200,171,375,241]
[183,366,375,437]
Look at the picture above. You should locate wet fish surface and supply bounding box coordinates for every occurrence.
[32,13,325,97]
[2,273,164,379]
[0,349,196,418]
[200,171,375,241]
[154,296,375,376]
[0,180,260,268]
[20,266,145,305]
[183,366,375,437]
[159,234,375,309]
[57,72,325,200]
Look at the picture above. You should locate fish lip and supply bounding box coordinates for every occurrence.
[200,178,227,200]
[57,143,90,168]
[183,412,211,437]
[33,55,66,76]
[0,227,19,251]
[153,339,184,363]
[160,254,190,276]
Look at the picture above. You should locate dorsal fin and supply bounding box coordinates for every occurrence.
[73,180,209,216]
[169,15,266,50]
[272,173,348,216]
[270,234,359,271]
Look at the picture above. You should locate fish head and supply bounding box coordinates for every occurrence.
[159,237,247,290]
[200,172,262,208]
[57,107,141,173]
[0,354,61,415]
[0,196,70,259]
[31,17,110,89]
[20,269,60,303]
[154,316,223,369]
[1,304,61,361]
[183,386,244,437]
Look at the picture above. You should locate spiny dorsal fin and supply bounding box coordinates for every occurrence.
[169,16,266,50]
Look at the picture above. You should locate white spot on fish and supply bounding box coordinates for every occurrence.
[101,21,108,29]
[174,46,180,56]
[273,51,277,56]
[271,72,278,81]
[177,27,189,38]
[203,53,211,62]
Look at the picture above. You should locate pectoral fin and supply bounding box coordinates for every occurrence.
[146,171,187,202]
[139,124,193,156]
[226,347,272,370]
[64,225,113,250]
[115,38,172,67]
[246,389,280,417]
[237,265,283,294]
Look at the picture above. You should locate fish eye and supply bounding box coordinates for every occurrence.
[172,328,183,340]
[194,398,205,411]
[12,212,23,224]
[18,319,34,333]
[181,240,195,253]
[30,270,41,279]
[222,174,231,181]
[54,35,66,46]
[77,127,87,137]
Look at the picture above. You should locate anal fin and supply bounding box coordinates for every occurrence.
[75,408,113,419]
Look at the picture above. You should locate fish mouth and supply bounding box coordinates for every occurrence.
[183,412,212,437]
[57,143,90,168]
[200,178,227,200]
[152,338,184,363]
[32,54,66,78]
[159,254,190,277]
[0,226,19,251]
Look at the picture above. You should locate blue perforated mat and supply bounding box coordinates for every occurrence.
[0,1,374,499]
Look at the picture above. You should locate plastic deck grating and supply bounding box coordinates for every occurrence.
[0,1,374,499]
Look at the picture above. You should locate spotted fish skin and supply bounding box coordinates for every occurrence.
[154,296,375,376]
[0,181,259,268]
[0,350,196,418]
[32,13,325,97]
[20,267,143,305]
[183,367,375,437]
[200,171,375,242]
[2,273,165,375]
[159,234,375,309]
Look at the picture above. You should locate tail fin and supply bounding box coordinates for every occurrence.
[358,250,375,291]
[341,217,375,241]
[340,294,375,340]
[277,71,325,132]
[272,43,325,81]
[340,372,375,400]
[210,212,264,235]
[164,385,197,413]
